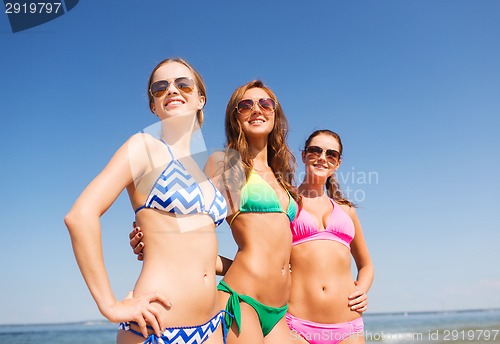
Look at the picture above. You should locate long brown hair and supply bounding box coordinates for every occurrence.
[224,80,298,202]
[147,57,207,126]
[303,129,355,207]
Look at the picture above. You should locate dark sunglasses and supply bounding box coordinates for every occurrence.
[305,146,341,161]
[236,98,276,115]
[150,77,195,97]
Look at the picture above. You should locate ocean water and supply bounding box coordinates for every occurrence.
[0,309,499,344]
[363,309,500,344]
[0,321,117,344]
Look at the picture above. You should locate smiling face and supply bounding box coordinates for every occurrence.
[236,87,275,140]
[302,133,342,183]
[148,61,205,121]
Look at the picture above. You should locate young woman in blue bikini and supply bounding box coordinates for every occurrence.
[65,58,229,344]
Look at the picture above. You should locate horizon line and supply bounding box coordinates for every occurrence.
[2,307,499,327]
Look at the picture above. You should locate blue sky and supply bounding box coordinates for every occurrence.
[1,0,499,325]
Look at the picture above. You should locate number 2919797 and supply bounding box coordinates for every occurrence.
[5,2,62,14]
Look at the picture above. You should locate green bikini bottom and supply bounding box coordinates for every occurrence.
[217,280,288,336]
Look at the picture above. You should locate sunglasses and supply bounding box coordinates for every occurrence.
[150,77,195,97]
[236,98,276,115]
[305,146,341,162]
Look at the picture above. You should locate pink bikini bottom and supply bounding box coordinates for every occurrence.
[286,313,364,344]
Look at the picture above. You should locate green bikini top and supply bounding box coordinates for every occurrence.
[229,170,298,225]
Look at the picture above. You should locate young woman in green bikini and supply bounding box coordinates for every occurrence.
[206,80,300,343]
[132,79,299,343]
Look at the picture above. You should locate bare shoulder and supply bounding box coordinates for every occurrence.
[339,203,359,220]
[126,133,168,181]
[128,132,170,156]
[207,150,226,163]
[127,132,160,150]
[204,150,227,178]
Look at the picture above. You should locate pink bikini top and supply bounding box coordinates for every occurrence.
[290,199,355,249]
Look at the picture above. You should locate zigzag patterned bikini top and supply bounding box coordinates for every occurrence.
[134,140,228,227]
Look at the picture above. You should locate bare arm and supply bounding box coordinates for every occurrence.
[341,205,374,313]
[65,135,170,337]
[216,255,233,276]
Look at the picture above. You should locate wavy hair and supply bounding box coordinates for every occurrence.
[147,57,206,126]
[303,129,356,207]
[224,80,299,202]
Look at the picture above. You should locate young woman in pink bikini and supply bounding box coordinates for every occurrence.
[287,129,373,344]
